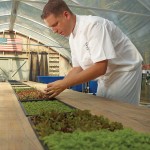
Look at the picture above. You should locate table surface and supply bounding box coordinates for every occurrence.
[25,81,150,133]
[0,82,43,150]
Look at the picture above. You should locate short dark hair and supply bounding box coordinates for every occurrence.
[41,0,72,19]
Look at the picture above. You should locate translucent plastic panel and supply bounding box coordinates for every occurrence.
[69,6,94,16]
[18,2,44,24]
[0,1,11,15]
[0,23,9,32]
[0,15,10,24]
[74,0,150,15]
[89,10,150,34]
[85,9,150,56]
[18,1,82,24]
[0,0,149,62]
[21,0,47,10]
[71,0,150,61]
[129,22,150,63]
[138,0,150,12]
[22,0,78,10]
[64,0,80,5]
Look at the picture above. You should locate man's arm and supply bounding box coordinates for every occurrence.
[45,60,108,98]
[65,66,83,79]
[63,60,108,87]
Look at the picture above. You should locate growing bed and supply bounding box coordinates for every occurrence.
[13,83,150,150]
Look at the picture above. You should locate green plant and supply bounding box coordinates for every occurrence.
[31,110,123,137]
[15,88,50,101]
[42,128,150,150]
[14,87,35,93]
[22,101,74,115]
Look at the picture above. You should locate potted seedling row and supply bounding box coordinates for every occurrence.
[21,100,74,116]
[30,109,150,150]
[14,88,52,102]
[10,83,150,150]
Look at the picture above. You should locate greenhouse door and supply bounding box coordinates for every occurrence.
[0,58,29,81]
[0,58,10,80]
[10,58,29,81]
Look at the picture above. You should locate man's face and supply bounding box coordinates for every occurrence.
[44,11,72,37]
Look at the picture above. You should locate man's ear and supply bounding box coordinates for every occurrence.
[63,11,70,19]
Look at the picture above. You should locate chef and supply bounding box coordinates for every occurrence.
[42,0,143,105]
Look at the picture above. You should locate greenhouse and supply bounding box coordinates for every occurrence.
[0,0,150,150]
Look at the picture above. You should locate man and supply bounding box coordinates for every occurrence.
[41,0,143,105]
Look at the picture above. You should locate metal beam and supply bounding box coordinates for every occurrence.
[0,23,9,32]
[9,0,20,31]
[0,14,10,17]
[0,0,11,2]
[0,23,9,26]
[137,0,150,11]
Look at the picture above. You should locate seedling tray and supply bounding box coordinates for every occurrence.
[20,99,75,116]
[28,116,49,150]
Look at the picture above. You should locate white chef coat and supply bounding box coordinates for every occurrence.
[69,15,143,105]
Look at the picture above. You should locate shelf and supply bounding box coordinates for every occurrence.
[49,53,59,54]
[49,70,59,72]
[49,65,59,67]
[48,52,60,76]
[49,56,59,58]
[49,61,59,63]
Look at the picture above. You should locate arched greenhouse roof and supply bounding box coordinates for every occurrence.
[0,0,150,62]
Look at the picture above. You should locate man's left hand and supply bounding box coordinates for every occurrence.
[44,80,68,98]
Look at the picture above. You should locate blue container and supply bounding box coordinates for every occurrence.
[37,76,64,84]
[89,80,98,95]
[70,84,83,92]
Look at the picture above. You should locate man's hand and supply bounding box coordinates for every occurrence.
[44,80,68,98]
[44,60,107,98]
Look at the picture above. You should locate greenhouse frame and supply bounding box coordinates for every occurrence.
[0,0,150,150]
